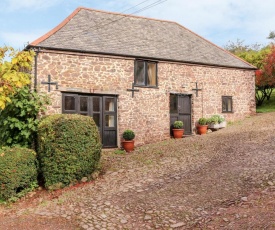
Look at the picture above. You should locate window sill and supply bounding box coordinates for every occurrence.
[222,111,234,113]
[134,85,159,89]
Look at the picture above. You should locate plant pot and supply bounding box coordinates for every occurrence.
[219,121,227,128]
[197,125,208,135]
[208,123,219,131]
[208,123,220,129]
[172,129,184,138]
[122,140,134,152]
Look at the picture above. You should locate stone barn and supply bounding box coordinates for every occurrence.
[27,7,256,148]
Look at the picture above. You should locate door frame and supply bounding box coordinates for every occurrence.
[169,93,192,135]
[62,92,118,148]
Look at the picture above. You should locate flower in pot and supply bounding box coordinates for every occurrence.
[197,117,208,135]
[122,129,135,152]
[172,120,184,138]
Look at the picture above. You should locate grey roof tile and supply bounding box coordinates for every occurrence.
[32,7,255,69]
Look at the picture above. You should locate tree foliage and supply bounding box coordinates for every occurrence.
[255,46,275,103]
[0,47,35,110]
[0,86,49,148]
[267,31,275,41]
[224,39,269,68]
[224,39,275,106]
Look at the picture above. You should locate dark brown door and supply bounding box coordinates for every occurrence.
[170,94,192,135]
[62,93,117,148]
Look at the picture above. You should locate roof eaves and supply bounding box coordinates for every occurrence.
[27,45,257,70]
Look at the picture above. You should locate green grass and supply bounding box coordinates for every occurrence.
[256,89,275,113]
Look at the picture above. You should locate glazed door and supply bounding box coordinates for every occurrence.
[102,96,117,147]
[170,94,192,135]
[62,93,117,148]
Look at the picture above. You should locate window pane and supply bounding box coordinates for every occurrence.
[222,98,227,112]
[64,96,75,110]
[105,98,115,111]
[227,98,232,112]
[93,114,100,127]
[147,62,157,86]
[93,97,100,112]
[80,97,88,112]
[105,115,115,127]
[170,94,178,113]
[135,61,145,85]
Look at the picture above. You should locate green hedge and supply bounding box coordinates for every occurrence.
[37,114,102,190]
[0,147,38,201]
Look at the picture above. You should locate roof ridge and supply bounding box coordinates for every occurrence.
[30,6,188,46]
[78,6,182,25]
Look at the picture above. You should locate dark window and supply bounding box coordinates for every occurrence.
[93,97,100,112]
[80,97,88,112]
[134,60,157,87]
[170,94,178,113]
[222,96,233,113]
[64,95,76,111]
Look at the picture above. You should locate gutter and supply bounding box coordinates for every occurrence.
[26,45,257,71]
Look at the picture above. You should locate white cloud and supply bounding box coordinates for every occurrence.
[3,0,63,11]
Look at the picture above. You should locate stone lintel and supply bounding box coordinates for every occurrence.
[168,90,193,95]
[57,87,119,95]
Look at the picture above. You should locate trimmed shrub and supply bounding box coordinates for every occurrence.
[198,117,208,125]
[0,147,38,201]
[122,129,135,140]
[37,114,102,190]
[173,120,184,129]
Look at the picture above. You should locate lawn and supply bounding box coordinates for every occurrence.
[256,89,275,113]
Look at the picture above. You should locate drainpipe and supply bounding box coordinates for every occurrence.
[34,47,40,91]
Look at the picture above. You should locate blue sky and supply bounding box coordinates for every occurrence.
[1,0,274,50]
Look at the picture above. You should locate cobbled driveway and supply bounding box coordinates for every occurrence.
[1,112,275,229]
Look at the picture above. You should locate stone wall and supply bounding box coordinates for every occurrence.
[35,49,256,147]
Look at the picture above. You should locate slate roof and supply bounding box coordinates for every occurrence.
[30,7,255,69]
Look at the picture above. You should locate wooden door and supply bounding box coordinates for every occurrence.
[170,94,192,135]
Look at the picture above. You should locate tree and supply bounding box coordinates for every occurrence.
[267,31,275,41]
[256,46,275,102]
[0,47,35,109]
[224,40,273,106]
[224,39,268,68]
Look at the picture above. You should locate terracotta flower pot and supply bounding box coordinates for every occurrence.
[122,140,134,152]
[197,125,208,135]
[172,129,184,138]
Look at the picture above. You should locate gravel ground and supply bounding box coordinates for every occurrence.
[0,112,275,229]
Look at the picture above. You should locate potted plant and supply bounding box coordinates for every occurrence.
[208,115,220,130]
[121,129,135,152]
[208,115,226,130]
[197,117,208,135]
[172,120,184,138]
